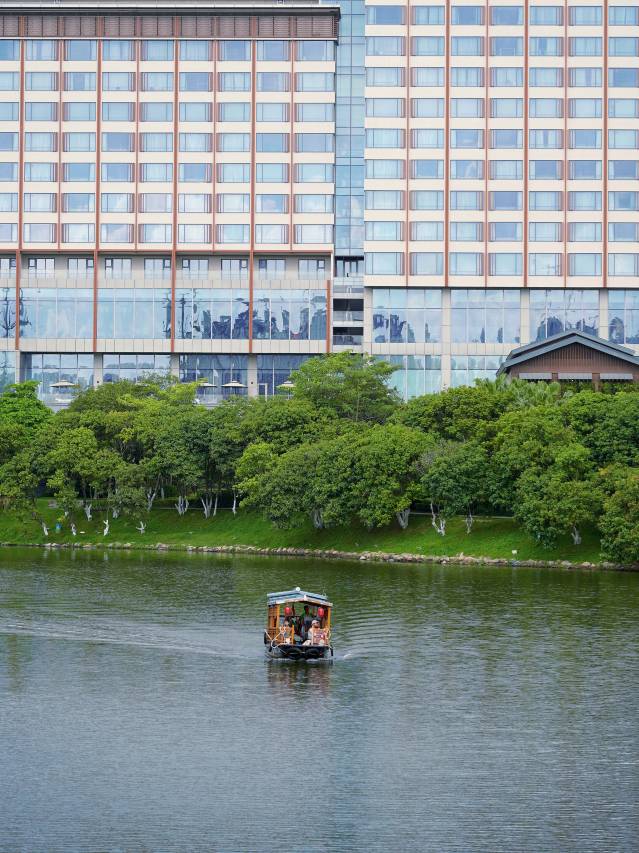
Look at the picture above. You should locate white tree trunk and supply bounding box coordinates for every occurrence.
[112,507,120,519]
[71,523,77,537]
[137,521,146,534]
[465,509,474,534]
[311,508,324,530]
[231,489,237,515]
[103,519,109,537]
[146,488,157,512]
[430,502,446,535]
[84,502,92,521]
[571,524,582,545]
[201,495,214,519]
[41,521,49,537]
[396,508,411,529]
[175,495,189,516]
[213,493,219,517]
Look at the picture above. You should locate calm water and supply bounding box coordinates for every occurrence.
[0,549,638,853]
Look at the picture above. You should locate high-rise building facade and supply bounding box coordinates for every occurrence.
[0,0,637,403]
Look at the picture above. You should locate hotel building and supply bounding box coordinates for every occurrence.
[0,0,637,402]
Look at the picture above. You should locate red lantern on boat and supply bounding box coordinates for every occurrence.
[284,606,291,616]
[317,607,325,618]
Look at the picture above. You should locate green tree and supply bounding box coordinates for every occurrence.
[562,390,639,467]
[290,352,399,423]
[0,381,51,434]
[514,444,601,547]
[598,468,639,563]
[419,441,488,534]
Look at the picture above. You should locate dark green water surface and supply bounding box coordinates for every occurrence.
[1,549,638,853]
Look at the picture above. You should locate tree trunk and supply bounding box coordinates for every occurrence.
[71,523,77,537]
[465,509,474,534]
[430,502,446,535]
[103,519,109,536]
[571,525,582,545]
[175,495,189,516]
[311,508,324,530]
[112,507,120,519]
[146,488,157,512]
[213,493,218,517]
[41,521,48,537]
[84,503,92,521]
[396,508,411,529]
[201,495,213,519]
[231,488,237,515]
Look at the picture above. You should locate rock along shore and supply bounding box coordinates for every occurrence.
[0,540,636,572]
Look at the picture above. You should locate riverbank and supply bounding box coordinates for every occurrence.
[0,503,630,569]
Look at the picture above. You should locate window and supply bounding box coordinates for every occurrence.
[218,194,250,213]
[0,132,17,151]
[23,224,56,243]
[367,67,405,87]
[609,99,639,118]
[570,37,602,56]
[296,164,334,183]
[25,72,57,91]
[258,194,289,213]
[180,72,211,92]
[19,290,94,339]
[99,292,172,340]
[452,37,484,56]
[140,163,173,182]
[568,191,601,210]
[179,40,210,61]
[103,72,134,92]
[0,102,17,121]
[365,253,404,275]
[570,68,602,87]
[25,102,56,122]
[217,133,251,151]
[296,72,333,92]
[103,40,134,61]
[451,160,484,179]
[491,98,523,118]
[103,132,135,153]
[609,192,639,211]
[569,98,602,118]
[179,163,210,182]
[366,190,404,211]
[26,40,57,61]
[491,68,523,87]
[257,103,288,122]
[102,193,134,213]
[569,222,602,242]
[218,72,250,92]
[411,253,444,275]
[568,254,602,276]
[62,224,95,244]
[491,38,522,56]
[0,193,17,211]
[570,131,602,150]
[529,129,563,149]
[451,5,482,24]
[490,160,524,181]
[491,129,523,149]
[295,133,332,153]
[450,253,483,276]
[296,41,334,61]
[63,193,94,213]
[609,160,639,180]
[366,221,403,241]
[67,258,94,276]
[609,7,638,25]
[569,160,602,179]
[367,37,405,56]
[451,290,520,344]
[411,222,444,241]
[26,132,57,152]
[570,6,602,25]
[66,40,96,61]
[450,67,483,87]
[367,128,405,148]
[142,41,173,61]
[0,224,16,241]
[0,72,18,90]
[530,160,562,180]
[178,194,211,214]
[451,129,484,149]
[179,133,212,153]
[529,254,562,276]
[529,222,562,242]
[411,160,443,179]
[219,41,250,61]
[141,72,173,92]
[139,224,172,244]
[450,191,484,210]
[253,290,326,341]
[609,290,639,345]
[295,103,333,122]
[256,40,289,61]
[491,191,522,211]
[64,73,96,92]
[101,223,133,243]
[609,38,639,56]
[101,102,132,122]
[63,163,95,182]
[450,99,483,118]
[530,68,563,87]
[410,191,444,210]
[141,102,173,122]
[368,98,406,118]
[529,191,563,211]
[25,163,54,182]
[489,254,523,276]
[367,5,405,24]
[140,132,171,152]
[530,98,563,118]
[609,130,639,149]
[219,163,250,183]
[255,224,288,244]
[530,37,563,56]
[451,223,483,241]
[104,257,132,278]
[413,6,445,24]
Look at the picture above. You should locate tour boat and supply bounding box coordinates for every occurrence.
[264,587,333,660]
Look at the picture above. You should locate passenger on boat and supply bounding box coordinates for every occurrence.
[302,605,314,638]
[280,619,293,645]
[303,619,327,646]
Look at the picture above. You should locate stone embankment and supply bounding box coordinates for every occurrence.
[1,540,635,571]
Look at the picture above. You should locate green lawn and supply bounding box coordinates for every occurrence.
[0,501,604,563]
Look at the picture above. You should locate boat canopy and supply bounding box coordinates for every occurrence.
[267,588,332,608]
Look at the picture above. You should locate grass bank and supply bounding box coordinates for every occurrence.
[0,501,606,565]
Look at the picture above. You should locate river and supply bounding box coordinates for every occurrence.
[0,548,638,852]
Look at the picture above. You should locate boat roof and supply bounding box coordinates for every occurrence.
[267,588,332,607]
